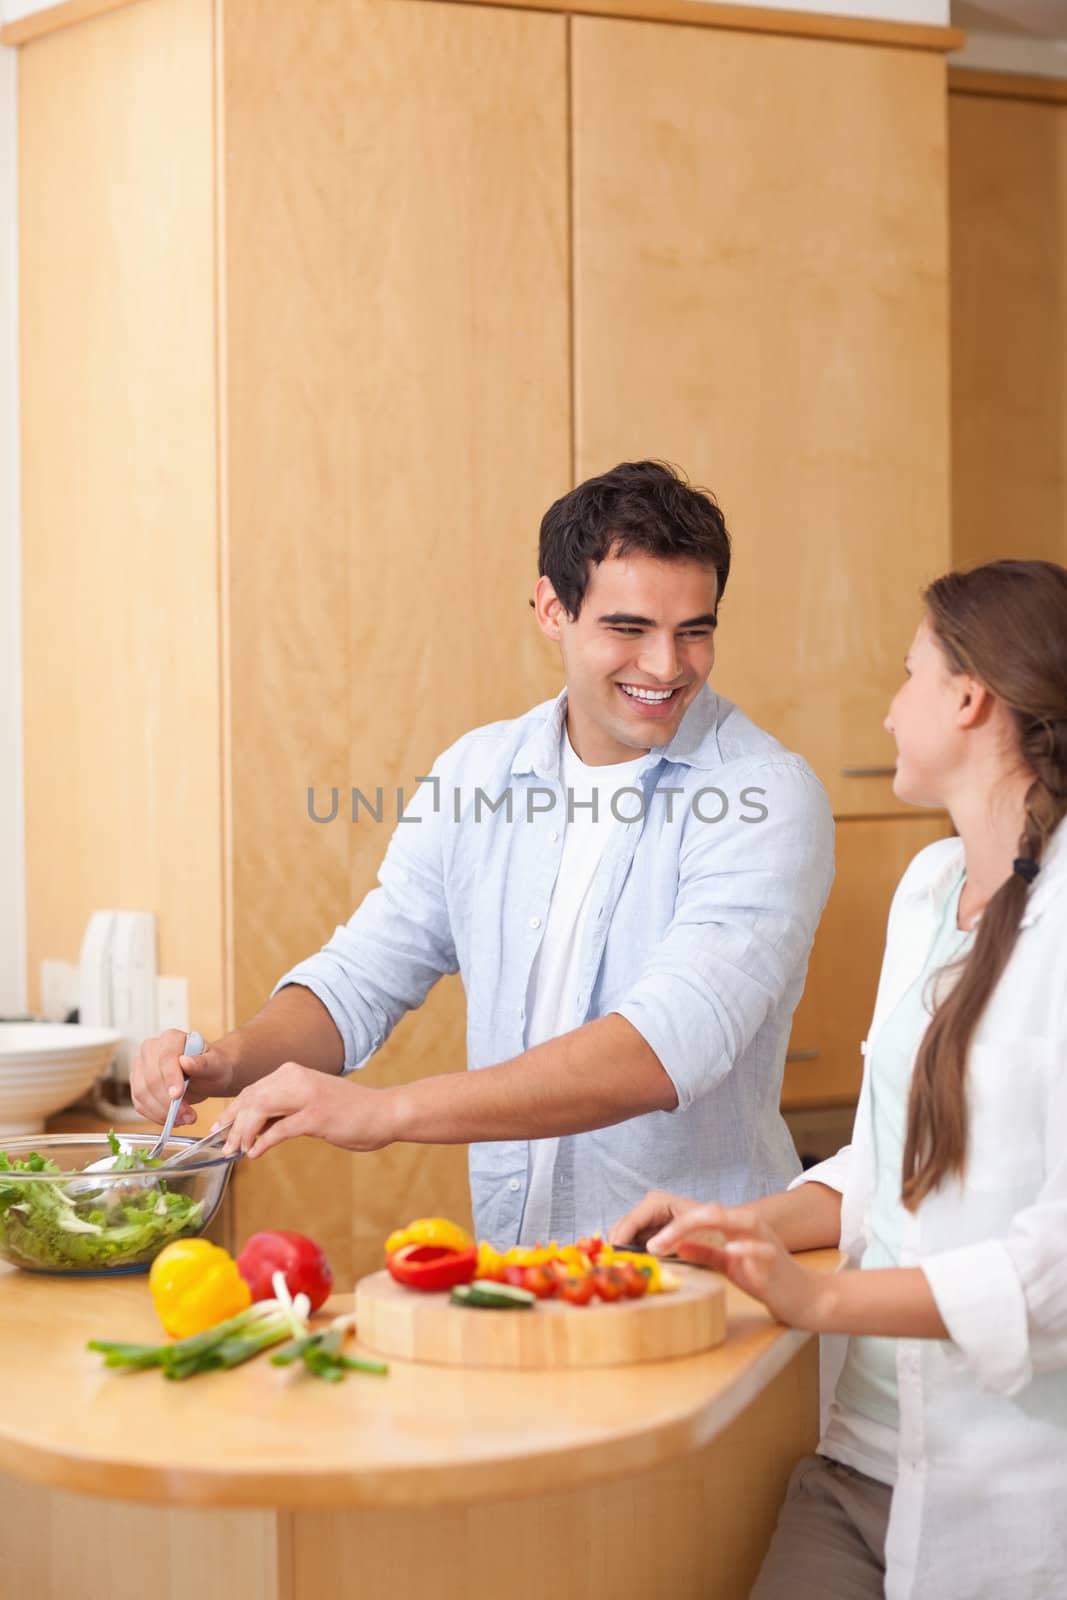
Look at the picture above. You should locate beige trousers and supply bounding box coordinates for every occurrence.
[750,1453,892,1600]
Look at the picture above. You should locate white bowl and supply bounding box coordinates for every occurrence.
[0,1024,121,1136]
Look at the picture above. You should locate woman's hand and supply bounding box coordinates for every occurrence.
[645,1202,828,1331]
[213,1062,397,1160]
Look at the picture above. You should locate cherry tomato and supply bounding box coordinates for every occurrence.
[559,1274,598,1307]
[591,1265,626,1303]
[522,1265,558,1300]
[616,1261,650,1299]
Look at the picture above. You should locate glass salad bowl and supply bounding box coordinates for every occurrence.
[0,1133,238,1276]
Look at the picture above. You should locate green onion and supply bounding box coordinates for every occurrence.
[88,1298,305,1380]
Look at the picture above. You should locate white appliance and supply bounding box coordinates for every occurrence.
[78,910,158,1099]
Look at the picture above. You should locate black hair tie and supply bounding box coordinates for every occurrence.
[1013,857,1040,884]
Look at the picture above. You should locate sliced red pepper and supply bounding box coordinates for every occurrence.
[575,1235,604,1261]
[387,1242,478,1292]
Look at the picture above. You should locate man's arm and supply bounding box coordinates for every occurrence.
[131,754,458,1125]
[217,1013,676,1159]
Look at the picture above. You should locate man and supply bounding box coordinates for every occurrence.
[133,461,833,1246]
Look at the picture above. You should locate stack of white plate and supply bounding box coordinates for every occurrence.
[0,1025,121,1137]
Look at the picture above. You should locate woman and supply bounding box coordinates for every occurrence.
[610,560,1067,1600]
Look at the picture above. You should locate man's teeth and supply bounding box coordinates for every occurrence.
[620,685,675,702]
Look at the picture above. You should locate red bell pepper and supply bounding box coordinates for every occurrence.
[387,1242,478,1292]
[236,1230,334,1313]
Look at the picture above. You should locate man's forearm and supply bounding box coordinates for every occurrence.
[388,1013,677,1144]
[217,985,346,1092]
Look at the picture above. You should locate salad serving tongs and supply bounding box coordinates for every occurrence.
[67,1032,205,1194]
[155,1123,239,1170]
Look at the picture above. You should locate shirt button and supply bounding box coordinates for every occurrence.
[529,916,541,929]
[551,832,559,843]
[508,1179,521,1192]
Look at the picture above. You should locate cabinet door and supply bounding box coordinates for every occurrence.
[782,815,953,1109]
[949,90,1067,570]
[223,0,571,1278]
[572,20,951,815]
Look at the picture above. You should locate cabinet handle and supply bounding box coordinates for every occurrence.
[785,1049,819,1063]
[840,766,896,777]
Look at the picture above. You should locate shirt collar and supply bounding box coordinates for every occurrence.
[901,817,1065,930]
[510,683,724,782]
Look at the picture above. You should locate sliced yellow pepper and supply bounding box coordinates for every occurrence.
[149,1238,252,1339]
[385,1217,474,1258]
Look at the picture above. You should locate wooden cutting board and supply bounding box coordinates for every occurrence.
[354,1265,727,1369]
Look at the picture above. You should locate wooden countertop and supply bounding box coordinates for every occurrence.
[0,1250,839,1511]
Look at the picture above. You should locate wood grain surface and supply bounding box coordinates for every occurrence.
[1,1339,817,1600]
[18,0,225,1038]
[571,20,952,817]
[0,1249,838,1508]
[949,89,1067,570]
[219,0,571,1283]
[356,1262,726,1368]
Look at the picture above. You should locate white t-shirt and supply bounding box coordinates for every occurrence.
[518,731,647,1243]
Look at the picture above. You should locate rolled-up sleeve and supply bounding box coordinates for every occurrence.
[613,760,834,1110]
[272,762,458,1073]
[922,1049,1067,1396]
[789,1145,853,1196]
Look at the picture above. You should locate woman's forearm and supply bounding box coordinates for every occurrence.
[750,1181,842,1252]
[810,1266,949,1339]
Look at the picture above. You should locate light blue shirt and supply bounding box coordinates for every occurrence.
[275,686,834,1246]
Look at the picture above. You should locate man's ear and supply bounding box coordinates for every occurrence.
[533,575,567,640]
[956,677,993,729]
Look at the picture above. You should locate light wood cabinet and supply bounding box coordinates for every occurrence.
[782,814,953,1109]
[571,19,952,815]
[17,0,957,1276]
[19,0,571,1278]
[949,77,1067,571]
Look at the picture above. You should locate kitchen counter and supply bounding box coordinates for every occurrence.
[0,1250,840,1600]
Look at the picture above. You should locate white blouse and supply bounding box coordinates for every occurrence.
[797,824,1067,1600]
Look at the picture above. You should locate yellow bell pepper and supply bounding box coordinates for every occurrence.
[149,1238,252,1339]
[384,1217,474,1257]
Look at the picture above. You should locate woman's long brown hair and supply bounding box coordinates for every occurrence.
[901,560,1067,1209]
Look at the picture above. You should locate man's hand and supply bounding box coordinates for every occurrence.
[607,1189,702,1248]
[130,1029,236,1126]
[213,1062,397,1160]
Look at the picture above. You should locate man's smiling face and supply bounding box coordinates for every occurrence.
[535,548,719,766]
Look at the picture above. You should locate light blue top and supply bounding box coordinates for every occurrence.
[825,866,973,1480]
[274,686,834,1246]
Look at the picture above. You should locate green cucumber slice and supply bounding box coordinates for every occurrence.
[450,1279,536,1310]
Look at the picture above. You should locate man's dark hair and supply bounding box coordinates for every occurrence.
[536,461,731,619]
